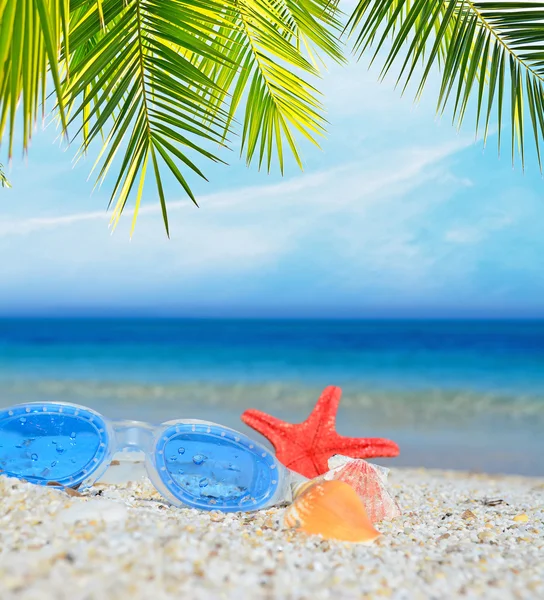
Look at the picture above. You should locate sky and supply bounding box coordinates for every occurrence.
[1,41,544,318]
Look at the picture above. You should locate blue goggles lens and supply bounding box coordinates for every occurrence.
[155,422,279,511]
[0,404,109,488]
[0,403,283,512]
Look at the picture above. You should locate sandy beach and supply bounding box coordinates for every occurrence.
[1,466,542,600]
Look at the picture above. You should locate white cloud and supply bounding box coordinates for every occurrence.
[0,135,479,315]
[444,212,514,245]
[0,209,110,234]
[0,133,482,313]
[444,228,484,244]
[0,136,473,240]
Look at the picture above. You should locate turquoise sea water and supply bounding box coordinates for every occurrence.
[0,318,542,475]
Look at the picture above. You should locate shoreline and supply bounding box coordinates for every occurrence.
[1,466,543,599]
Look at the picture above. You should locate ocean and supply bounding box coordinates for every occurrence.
[0,318,543,476]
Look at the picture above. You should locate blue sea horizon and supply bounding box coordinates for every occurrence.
[0,318,542,476]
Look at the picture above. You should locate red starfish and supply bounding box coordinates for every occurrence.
[241,386,399,478]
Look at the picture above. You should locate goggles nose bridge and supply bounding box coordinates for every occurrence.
[113,420,155,453]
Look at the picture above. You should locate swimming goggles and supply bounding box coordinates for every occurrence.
[0,402,302,512]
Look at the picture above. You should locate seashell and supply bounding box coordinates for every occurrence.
[290,479,314,499]
[283,479,382,544]
[327,454,354,471]
[321,456,401,523]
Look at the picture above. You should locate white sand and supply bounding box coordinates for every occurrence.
[1,467,543,600]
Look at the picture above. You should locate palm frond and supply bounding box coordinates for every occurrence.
[0,0,69,158]
[65,0,345,233]
[347,0,544,170]
[190,0,345,174]
[0,162,10,188]
[63,0,244,236]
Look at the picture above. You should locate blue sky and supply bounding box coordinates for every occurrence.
[1,51,544,318]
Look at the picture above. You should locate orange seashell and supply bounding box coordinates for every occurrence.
[283,479,382,544]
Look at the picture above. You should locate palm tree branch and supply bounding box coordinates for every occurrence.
[61,0,235,235]
[232,0,341,172]
[0,0,70,158]
[0,162,10,188]
[467,0,544,85]
[347,0,544,170]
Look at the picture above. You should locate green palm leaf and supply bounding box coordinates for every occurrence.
[347,0,544,170]
[0,162,10,188]
[0,0,69,159]
[194,0,344,173]
[64,0,237,236]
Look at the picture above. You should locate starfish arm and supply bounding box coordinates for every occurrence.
[241,409,293,443]
[304,385,342,431]
[323,436,400,459]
